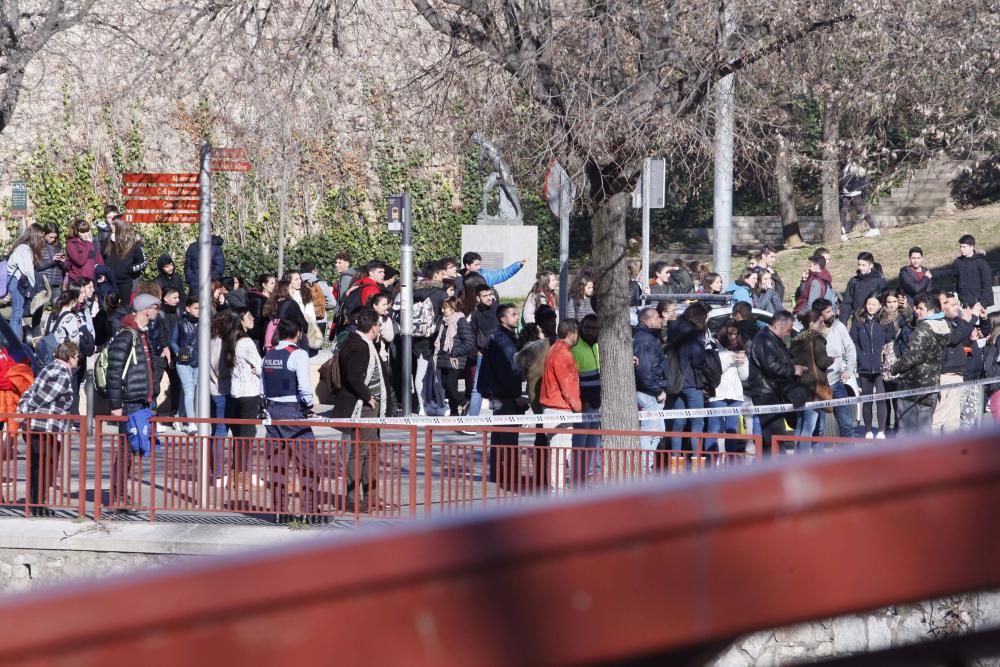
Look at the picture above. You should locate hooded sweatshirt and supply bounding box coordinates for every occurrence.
[155,254,186,301]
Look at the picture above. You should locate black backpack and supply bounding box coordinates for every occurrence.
[697,342,724,397]
[663,345,685,397]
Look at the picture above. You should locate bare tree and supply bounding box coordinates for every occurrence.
[409,0,855,442]
[0,0,97,135]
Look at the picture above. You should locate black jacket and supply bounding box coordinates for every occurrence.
[850,315,896,375]
[940,316,975,375]
[155,255,186,301]
[470,303,499,354]
[102,243,148,301]
[332,331,389,418]
[898,266,932,300]
[840,270,887,325]
[436,317,474,369]
[106,316,154,410]
[952,254,994,307]
[633,324,671,397]
[184,236,225,294]
[747,327,796,403]
[477,327,523,399]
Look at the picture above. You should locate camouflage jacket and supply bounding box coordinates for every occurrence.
[889,316,951,405]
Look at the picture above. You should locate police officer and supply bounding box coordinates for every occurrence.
[262,318,318,518]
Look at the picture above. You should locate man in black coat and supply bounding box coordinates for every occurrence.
[333,309,389,511]
[747,310,806,453]
[952,234,994,309]
[477,303,525,487]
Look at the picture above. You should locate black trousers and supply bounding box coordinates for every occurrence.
[228,395,260,472]
[488,398,526,489]
[440,366,465,415]
[27,433,62,507]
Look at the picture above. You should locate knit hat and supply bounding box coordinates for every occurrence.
[133,294,161,312]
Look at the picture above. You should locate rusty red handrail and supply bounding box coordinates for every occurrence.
[0,428,997,664]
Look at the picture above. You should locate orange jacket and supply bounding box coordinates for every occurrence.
[540,340,582,413]
[0,361,34,434]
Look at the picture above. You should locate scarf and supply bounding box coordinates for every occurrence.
[440,311,463,355]
[352,331,386,419]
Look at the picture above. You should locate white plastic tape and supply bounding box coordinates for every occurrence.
[305,378,1000,428]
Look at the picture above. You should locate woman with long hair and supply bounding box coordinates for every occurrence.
[879,288,910,432]
[850,292,895,438]
[665,302,709,453]
[435,297,474,416]
[208,310,239,488]
[262,279,307,350]
[224,307,264,492]
[65,218,104,283]
[791,310,833,452]
[566,271,595,322]
[752,270,783,314]
[39,224,66,306]
[983,312,1000,422]
[102,217,148,303]
[284,271,323,353]
[701,272,723,295]
[6,223,46,342]
[521,271,558,325]
[725,270,757,305]
[705,321,750,453]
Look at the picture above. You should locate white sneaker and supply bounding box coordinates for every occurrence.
[214,475,228,488]
[865,431,874,439]
[864,228,881,237]
[875,431,886,440]
[841,233,849,242]
[250,474,265,487]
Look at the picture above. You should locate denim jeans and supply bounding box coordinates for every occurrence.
[210,394,229,481]
[8,275,25,343]
[572,414,601,482]
[831,381,857,438]
[706,399,742,452]
[795,409,821,453]
[898,396,937,435]
[636,391,664,454]
[175,363,198,419]
[467,354,483,417]
[668,386,705,452]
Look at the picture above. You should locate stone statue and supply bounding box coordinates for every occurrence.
[472,132,523,223]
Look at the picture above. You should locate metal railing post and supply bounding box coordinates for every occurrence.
[85,370,95,436]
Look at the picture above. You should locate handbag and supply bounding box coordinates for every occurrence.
[809,341,834,412]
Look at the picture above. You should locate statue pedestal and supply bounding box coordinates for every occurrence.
[461,224,537,299]
[476,213,523,226]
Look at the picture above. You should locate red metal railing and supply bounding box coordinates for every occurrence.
[0,413,88,517]
[0,428,998,664]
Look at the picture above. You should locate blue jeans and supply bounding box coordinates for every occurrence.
[636,392,664,453]
[210,394,229,480]
[176,363,197,419]
[706,399,742,452]
[668,386,705,452]
[831,381,857,438]
[572,415,601,482]
[467,354,483,417]
[795,409,821,453]
[8,275,25,343]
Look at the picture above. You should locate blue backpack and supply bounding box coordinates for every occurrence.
[421,367,448,417]
[32,311,72,375]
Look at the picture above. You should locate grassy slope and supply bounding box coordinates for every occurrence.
[772,204,1000,307]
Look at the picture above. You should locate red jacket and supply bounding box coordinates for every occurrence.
[540,340,582,413]
[346,276,383,310]
[66,236,104,282]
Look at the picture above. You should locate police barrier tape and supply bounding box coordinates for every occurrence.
[295,377,1000,428]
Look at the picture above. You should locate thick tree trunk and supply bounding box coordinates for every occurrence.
[590,191,641,452]
[821,104,842,245]
[776,133,805,248]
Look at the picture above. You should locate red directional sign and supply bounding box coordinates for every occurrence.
[123,212,200,224]
[123,173,199,184]
[213,147,252,173]
[125,199,200,211]
[122,186,201,198]
[121,173,202,223]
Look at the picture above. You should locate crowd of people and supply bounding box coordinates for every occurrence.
[1,202,998,504]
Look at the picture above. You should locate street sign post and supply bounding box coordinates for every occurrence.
[11,181,27,219]
[121,173,201,224]
[394,193,414,415]
[544,161,574,321]
[632,159,666,283]
[387,195,404,234]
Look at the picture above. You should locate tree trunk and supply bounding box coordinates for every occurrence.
[591,191,641,453]
[777,133,805,248]
[821,104,842,244]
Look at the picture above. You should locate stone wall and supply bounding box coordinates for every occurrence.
[692,216,825,249]
[0,548,186,593]
[713,592,1000,665]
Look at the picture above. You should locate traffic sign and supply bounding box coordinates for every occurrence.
[11,180,27,218]
[123,212,200,224]
[125,199,200,211]
[213,147,252,173]
[123,173,199,184]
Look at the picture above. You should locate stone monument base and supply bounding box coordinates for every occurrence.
[461,224,537,299]
[476,214,523,226]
